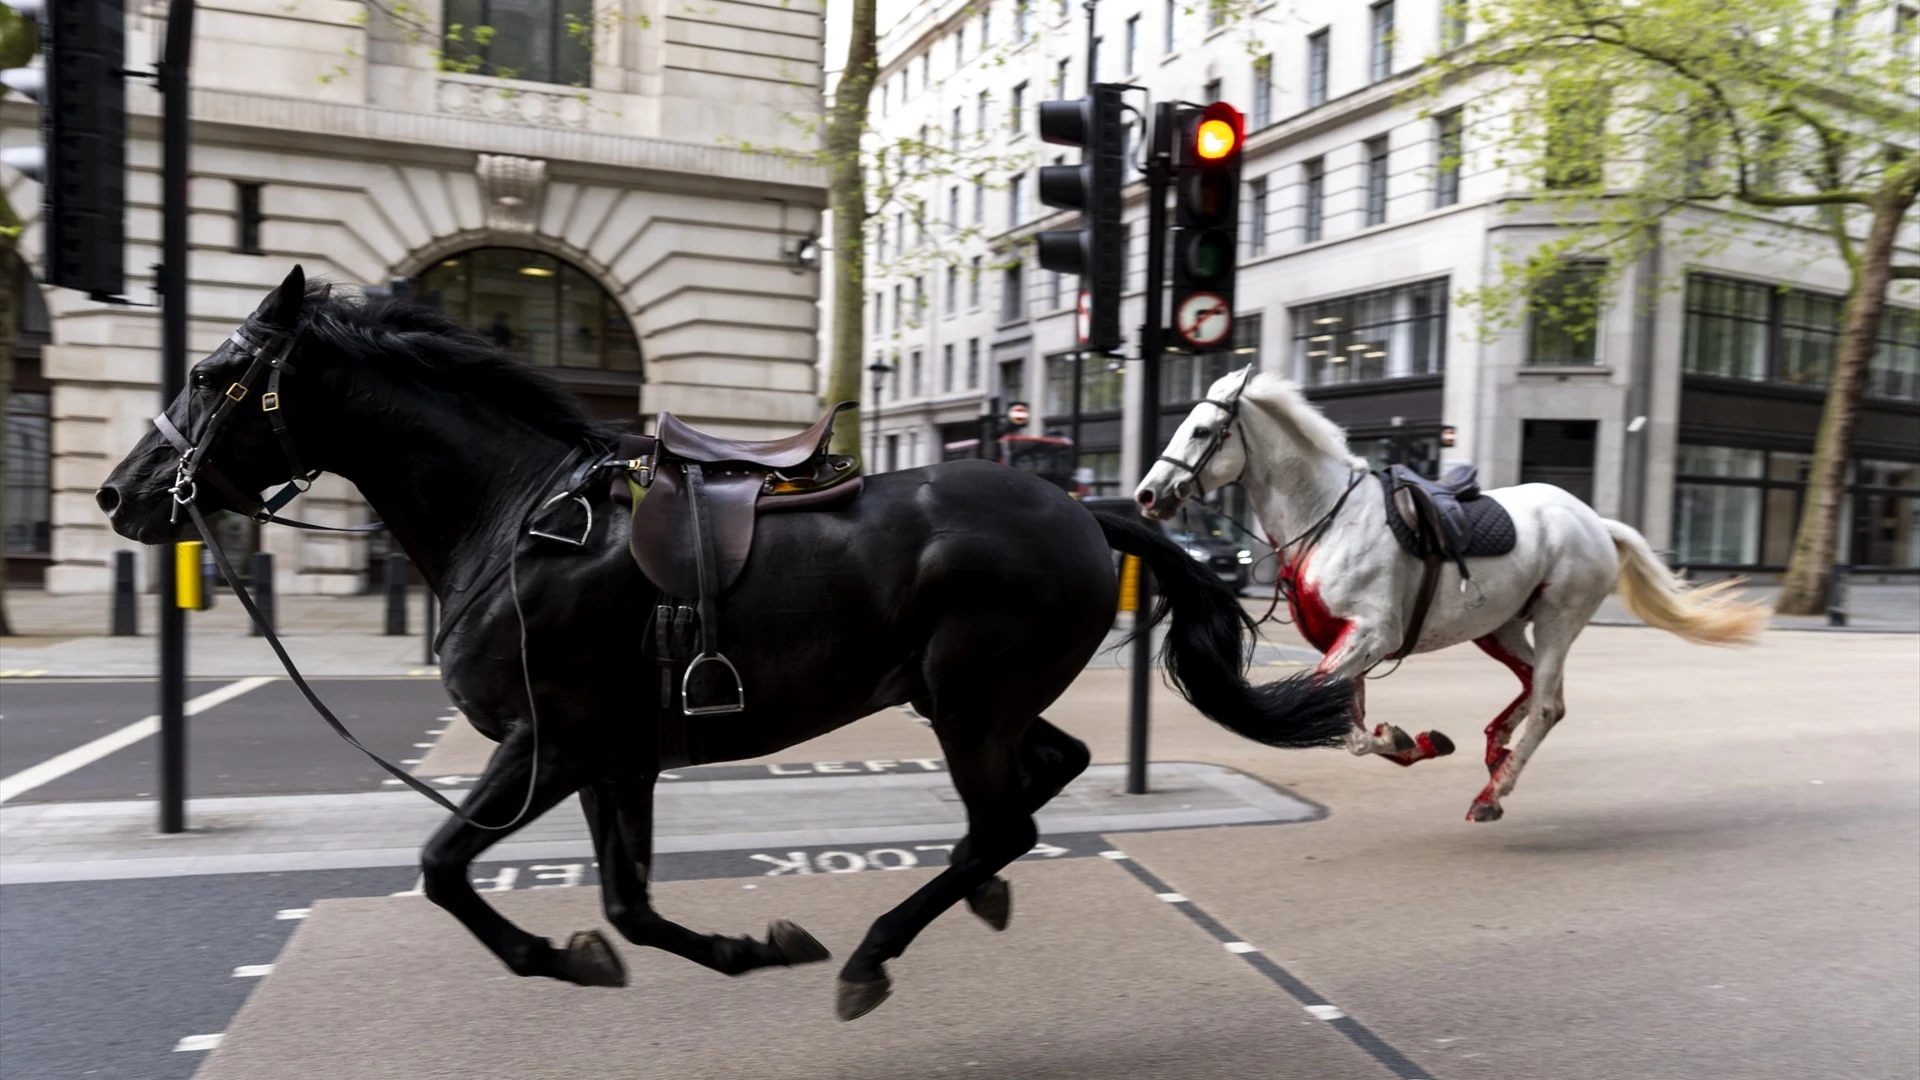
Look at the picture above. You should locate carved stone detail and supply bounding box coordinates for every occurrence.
[475,154,549,233]
[436,79,590,131]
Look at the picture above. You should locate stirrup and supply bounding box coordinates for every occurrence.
[682,652,745,716]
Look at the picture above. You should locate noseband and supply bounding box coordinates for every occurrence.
[1156,366,1255,501]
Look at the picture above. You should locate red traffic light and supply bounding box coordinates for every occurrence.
[1189,103,1243,163]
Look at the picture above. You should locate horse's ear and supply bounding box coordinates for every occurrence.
[257,264,307,328]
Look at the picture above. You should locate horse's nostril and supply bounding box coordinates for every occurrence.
[1136,488,1154,506]
[95,486,121,515]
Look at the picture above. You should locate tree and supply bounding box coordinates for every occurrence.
[1415,0,1919,613]
[0,2,37,638]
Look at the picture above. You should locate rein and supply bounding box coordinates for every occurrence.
[1154,366,1256,502]
[155,308,594,831]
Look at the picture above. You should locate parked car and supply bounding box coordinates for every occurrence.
[1080,496,1255,594]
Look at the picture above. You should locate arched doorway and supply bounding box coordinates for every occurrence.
[412,247,643,422]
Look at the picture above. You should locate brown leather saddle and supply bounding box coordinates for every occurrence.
[1376,464,1516,659]
[609,401,861,718]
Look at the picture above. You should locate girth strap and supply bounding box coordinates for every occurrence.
[685,463,720,659]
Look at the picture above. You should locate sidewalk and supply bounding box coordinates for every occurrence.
[2,578,1912,679]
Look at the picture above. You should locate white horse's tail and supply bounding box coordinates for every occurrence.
[1602,519,1769,645]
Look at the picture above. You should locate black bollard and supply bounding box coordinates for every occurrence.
[250,551,275,636]
[198,545,217,610]
[1826,563,1848,627]
[422,588,437,664]
[112,550,138,636]
[385,552,408,636]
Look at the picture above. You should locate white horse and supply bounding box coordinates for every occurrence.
[1135,369,1768,821]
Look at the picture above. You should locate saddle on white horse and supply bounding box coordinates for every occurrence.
[1374,464,1518,659]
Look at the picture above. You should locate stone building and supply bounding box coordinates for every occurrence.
[3,0,827,593]
[859,0,1919,577]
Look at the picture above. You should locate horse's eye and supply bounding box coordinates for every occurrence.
[1192,428,1211,440]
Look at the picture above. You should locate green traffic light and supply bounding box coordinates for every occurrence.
[1187,229,1231,281]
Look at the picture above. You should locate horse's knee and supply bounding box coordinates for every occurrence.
[420,850,467,907]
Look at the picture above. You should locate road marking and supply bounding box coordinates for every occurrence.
[1305,1004,1347,1021]
[232,964,274,978]
[1223,941,1258,954]
[174,1034,223,1052]
[1156,892,1189,903]
[1099,850,1129,860]
[0,677,273,805]
[400,759,423,765]
[413,743,434,749]
[275,908,310,920]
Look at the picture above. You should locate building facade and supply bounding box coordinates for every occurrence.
[4,0,827,593]
[859,0,1919,575]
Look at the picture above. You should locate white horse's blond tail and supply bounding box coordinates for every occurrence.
[1603,519,1769,645]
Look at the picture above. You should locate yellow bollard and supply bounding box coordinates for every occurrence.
[1118,554,1140,613]
[175,541,203,610]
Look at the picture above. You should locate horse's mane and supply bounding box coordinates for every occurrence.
[1233,371,1369,471]
[301,284,614,445]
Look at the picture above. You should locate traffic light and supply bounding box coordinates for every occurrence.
[1035,84,1125,354]
[1,0,126,300]
[1170,101,1242,351]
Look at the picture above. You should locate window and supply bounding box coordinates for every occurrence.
[917,126,928,168]
[1369,1,1394,82]
[942,343,956,392]
[973,176,986,223]
[1673,447,1920,570]
[1526,262,1607,365]
[1779,290,1842,387]
[1011,82,1027,133]
[1302,157,1325,242]
[1127,15,1140,72]
[1292,278,1448,386]
[1057,0,1068,19]
[921,52,931,90]
[878,78,888,117]
[235,183,263,255]
[415,248,642,373]
[910,349,924,397]
[893,283,903,329]
[967,338,982,387]
[1252,55,1272,129]
[886,433,899,466]
[1899,5,1919,61]
[5,389,50,555]
[1016,0,1031,41]
[1009,171,1026,223]
[914,276,926,321]
[1001,260,1026,322]
[1164,0,1177,53]
[1206,0,1225,31]
[1306,29,1329,107]
[977,90,991,137]
[970,255,984,307]
[1055,58,1070,99]
[952,105,964,151]
[1544,84,1605,188]
[1203,78,1222,104]
[949,185,961,227]
[441,0,592,86]
[945,265,959,311]
[980,5,992,46]
[1049,269,1063,309]
[1048,353,1126,414]
[1682,275,1769,381]
[955,25,966,66]
[1163,313,1261,403]
[1364,136,1389,226]
[1248,176,1268,256]
[872,290,883,336]
[1441,0,1468,51]
[1000,358,1026,403]
[1434,109,1463,207]
[1682,273,1919,401]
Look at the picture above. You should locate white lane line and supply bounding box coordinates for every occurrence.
[232,964,274,978]
[173,1034,224,1052]
[274,908,310,920]
[0,677,274,805]
[1156,892,1189,903]
[1223,941,1258,954]
[413,743,434,749]
[1099,850,1130,860]
[1305,1004,1348,1021]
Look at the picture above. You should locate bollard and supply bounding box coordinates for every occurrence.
[198,545,217,610]
[250,551,275,636]
[423,588,437,664]
[174,541,204,610]
[112,550,138,636]
[385,552,408,636]
[1826,563,1848,627]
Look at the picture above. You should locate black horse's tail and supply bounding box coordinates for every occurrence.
[1095,511,1353,748]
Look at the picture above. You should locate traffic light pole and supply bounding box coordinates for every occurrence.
[1126,102,1174,797]
[157,0,195,834]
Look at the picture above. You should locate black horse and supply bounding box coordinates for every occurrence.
[98,267,1352,1020]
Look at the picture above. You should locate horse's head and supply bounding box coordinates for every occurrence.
[98,265,326,543]
[1134,366,1255,520]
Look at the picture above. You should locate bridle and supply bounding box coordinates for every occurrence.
[1154,365,1255,502]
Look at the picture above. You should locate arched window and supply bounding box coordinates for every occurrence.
[442,0,592,86]
[414,248,641,374]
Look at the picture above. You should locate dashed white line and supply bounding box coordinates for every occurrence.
[1099,850,1130,860]
[274,908,310,920]
[1223,941,1258,954]
[1305,1004,1348,1021]
[174,1034,223,1052]
[400,759,423,765]
[232,964,274,978]
[413,743,434,749]
[1156,892,1189,903]
[0,677,273,804]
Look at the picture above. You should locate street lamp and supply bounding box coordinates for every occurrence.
[867,359,892,472]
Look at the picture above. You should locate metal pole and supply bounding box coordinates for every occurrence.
[423,587,437,664]
[111,550,137,636]
[384,553,408,635]
[249,550,274,636]
[1127,103,1173,796]
[1083,0,1097,91]
[157,0,196,835]
[1071,351,1085,490]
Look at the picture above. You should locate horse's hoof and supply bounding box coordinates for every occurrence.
[1381,724,1416,753]
[1467,800,1504,823]
[563,929,627,987]
[835,974,892,1021]
[966,876,1011,931]
[769,919,831,966]
[1427,730,1456,757]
